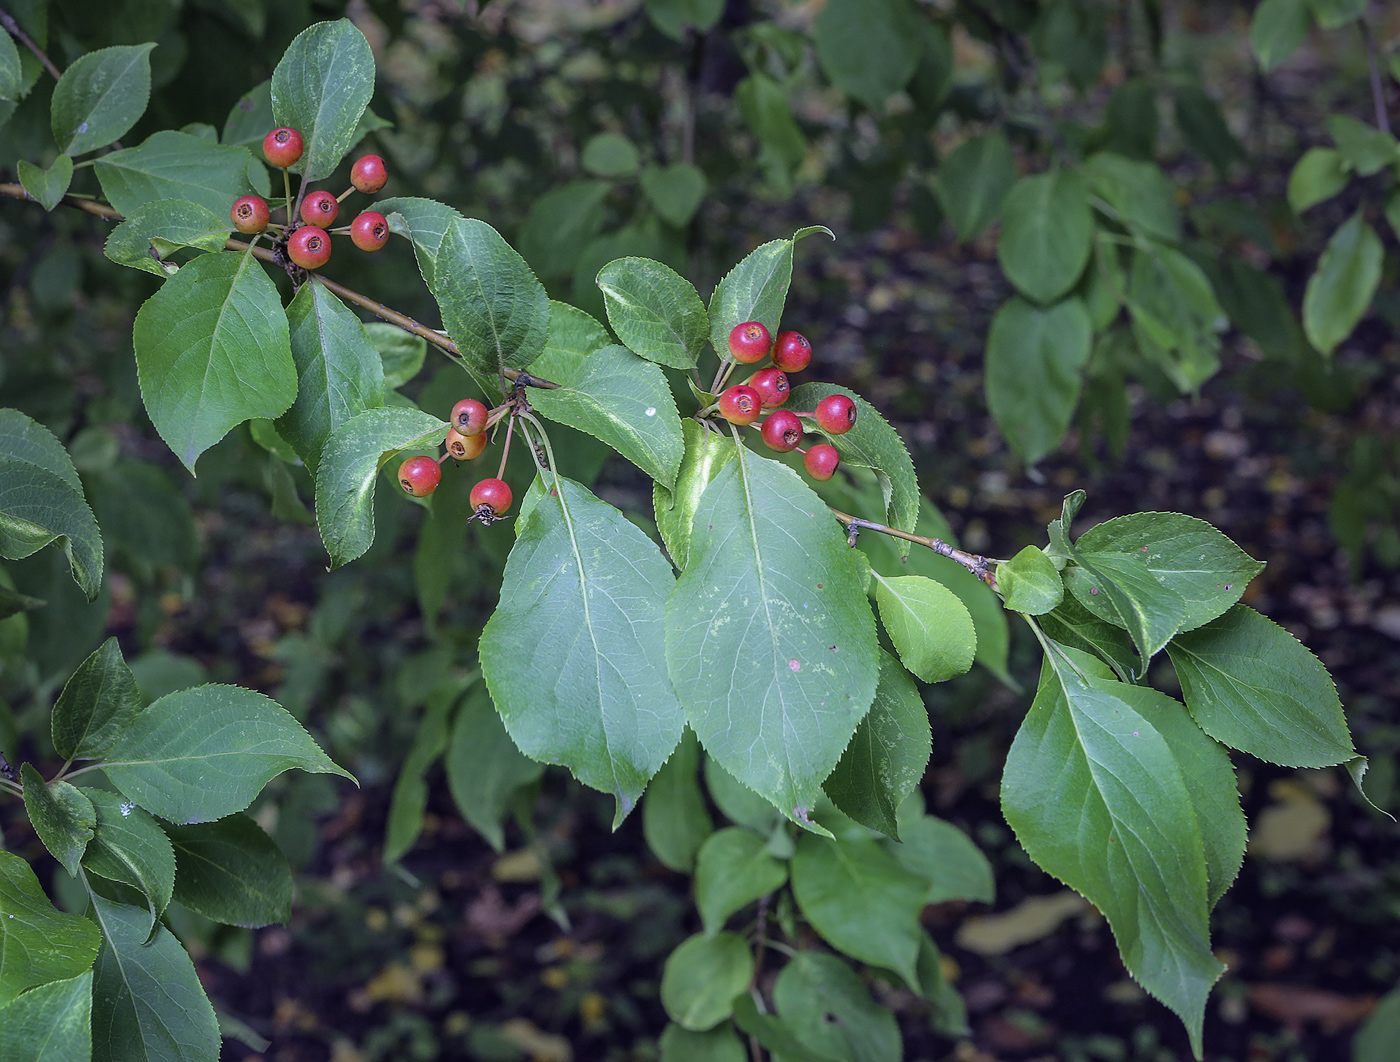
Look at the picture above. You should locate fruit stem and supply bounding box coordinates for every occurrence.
[336,186,356,203]
[496,413,515,481]
[518,411,559,481]
[282,166,293,221]
[828,508,999,588]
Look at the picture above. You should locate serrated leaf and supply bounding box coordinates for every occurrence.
[872,573,975,683]
[0,409,79,488]
[0,454,103,600]
[222,79,273,147]
[707,229,831,360]
[376,196,464,288]
[133,250,295,473]
[642,727,713,873]
[1001,651,1221,1056]
[822,650,929,839]
[1287,147,1350,214]
[1302,212,1382,357]
[598,256,708,370]
[314,406,447,567]
[0,970,92,1062]
[101,683,353,823]
[790,832,927,989]
[517,179,609,279]
[94,131,255,218]
[0,28,21,103]
[984,296,1092,465]
[89,894,219,1062]
[276,279,386,476]
[21,764,95,876]
[1081,152,1181,241]
[81,790,175,935]
[998,170,1093,304]
[937,131,1016,242]
[530,344,684,488]
[641,163,707,227]
[654,420,740,570]
[661,932,753,1031]
[1038,592,1140,682]
[666,445,878,823]
[1065,550,1186,661]
[50,44,154,155]
[890,798,994,905]
[814,0,922,110]
[446,689,544,853]
[51,637,141,761]
[164,814,293,928]
[773,951,902,1062]
[480,476,685,824]
[694,827,788,936]
[270,19,374,181]
[998,545,1063,615]
[16,155,73,212]
[1166,604,1354,768]
[1250,0,1309,71]
[104,199,230,275]
[0,851,101,1007]
[704,756,780,833]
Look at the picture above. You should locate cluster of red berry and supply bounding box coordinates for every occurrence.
[713,322,854,480]
[398,398,514,520]
[229,127,390,270]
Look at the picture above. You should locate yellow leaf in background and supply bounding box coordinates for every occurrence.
[499,1019,571,1062]
[955,890,1092,955]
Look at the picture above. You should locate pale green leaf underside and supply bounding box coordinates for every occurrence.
[598,256,708,369]
[104,199,230,275]
[873,573,976,683]
[0,459,103,599]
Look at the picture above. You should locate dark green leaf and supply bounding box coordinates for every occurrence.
[270,19,375,181]
[21,764,95,876]
[642,728,713,873]
[1100,78,1158,160]
[1038,592,1140,682]
[1081,152,1181,241]
[936,132,1016,242]
[81,789,175,934]
[872,573,975,682]
[446,689,543,853]
[0,28,20,103]
[890,798,994,904]
[641,163,707,228]
[1302,212,1383,356]
[1065,549,1186,662]
[695,827,788,936]
[164,814,293,928]
[731,994,836,1062]
[661,932,753,1031]
[814,0,923,110]
[644,0,724,40]
[1287,147,1350,214]
[1250,0,1309,71]
[0,971,92,1062]
[365,322,426,391]
[0,851,101,1007]
[518,180,610,279]
[998,546,1064,616]
[708,230,831,360]
[103,199,229,275]
[50,44,154,155]
[598,256,708,370]
[1173,86,1245,175]
[773,951,902,1062]
[52,641,142,763]
[581,132,640,177]
[0,423,103,597]
[221,79,273,148]
[16,155,72,212]
[94,131,256,217]
[735,74,806,182]
[1029,0,1106,89]
[658,1022,746,1062]
[704,756,781,833]
[1308,0,1366,30]
[998,170,1094,304]
[384,684,458,864]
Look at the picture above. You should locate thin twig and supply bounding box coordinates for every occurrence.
[830,507,999,588]
[1362,20,1392,135]
[0,5,60,82]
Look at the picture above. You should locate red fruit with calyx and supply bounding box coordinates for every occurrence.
[471,477,513,516]
[230,195,269,234]
[728,321,772,364]
[287,226,331,270]
[804,444,840,481]
[445,429,487,461]
[351,154,388,194]
[748,367,790,408]
[718,385,762,425]
[761,410,804,453]
[350,210,389,251]
[451,398,490,436]
[263,127,304,168]
[300,190,339,228]
[398,456,441,497]
[814,393,857,435]
[773,330,812,373]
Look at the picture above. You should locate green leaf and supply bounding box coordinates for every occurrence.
[376,196,465,287]
[480,476,685,824]
[814,0,922,110]
[80,790,175,934]
[446,689,544,853]
[654,420,740,571]
[0,456,103,600]
[731,995,835,1062]
[581,132,640,177]
[101,683,353,823]
[275,279,386,476]
[1030,0,1107,89]
[641,163,707,228]
[642,728,713,873]
[314,406,447,568]
[132,250,295,473]
[598,256,708,370]
[428,216,550,377]
[1126,242,1223,392]
[822,650,930,839]
[221,79,273,148]
[384,682,458,864]
[21,764,95,877]
[694,827,788,937]
[1173,86,1245,175]
[0,584,44,620]
[790,832,927,989]
[0,409,79,488]
[872,573,975,683]
[1100,78,1158,160]
[1327,114,1399,176]
[164,814,293,928]
[1081,152,1181,241]
[94,131,256,218]
[89,895,220,1062]
[787,382,919,542]
[530,345,685,488]
[1356,986,1400,1062]
[1038,592,1140,682]
[661,932,753,1031]
[666,445,878,823]
[890,798,994,904]
[658,1022,746,1062]
[984,296,1092,465]
[50,44,154,155]
[1166,604,1354,768]
[936,131,1017,242]
[1307,0,1366,30]
[270,19,375,181]
[998,169,1094,304]
[644,0,724,40]
[704,756,780,833]
[707,229,831,362]
[773,951,902,1062]
[0,27,21,103]
[735,75,806,181]
[998,546,1064,615]
[16,155,73,212]
[0,971,92,1062]
[51,639,141,762]
[1302,212,1383,357]
[103,199,230,276]
[365,322,426,390]
[0,851,101,1007]
[1287,147,1350,214]
[517,179,610,279]
[1064,550,1186,662]
[1250,0,1310,71]
[1001,652,1221,1056]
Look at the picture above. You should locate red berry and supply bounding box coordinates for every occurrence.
[760,410,804,452]
[804,444,840,481]
[773,331,812,373]
[445,429,487,461]
[287,225,332,270]
[728,321,772,364]
[718,385,761,426]
[398,456,441,497]
[351,154,388,194]
[814,394,857,435]
[350,210,389,251]
[470,477,513,516]
[230,195,269,234]
[451,399,490,436]
[300,190,339,228]
[263,127,304,168]
[748,367,790,408]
